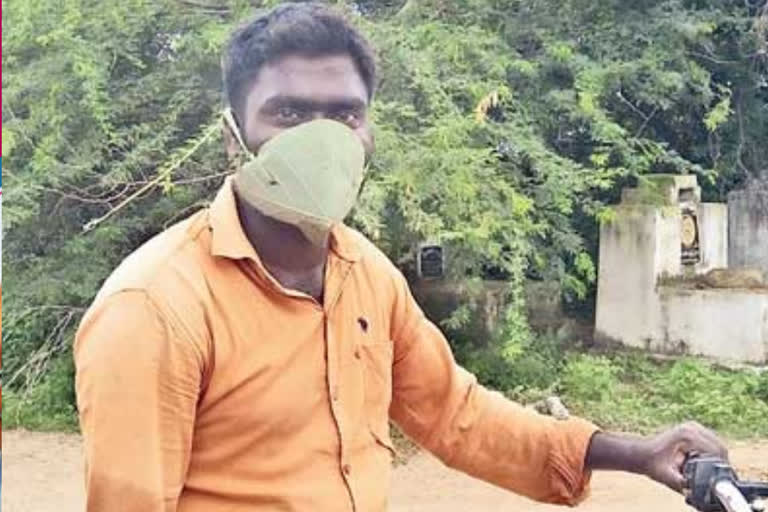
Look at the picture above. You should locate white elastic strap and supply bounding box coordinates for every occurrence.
[222,108,252,157]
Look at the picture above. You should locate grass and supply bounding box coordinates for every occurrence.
[4,344,767,442]
[3,388,80,432]
[558,353,768,438]
[389,347,768,462]
[2,355,80,433]
[462,334,768,439]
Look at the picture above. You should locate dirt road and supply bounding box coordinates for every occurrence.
[2,430,766,512]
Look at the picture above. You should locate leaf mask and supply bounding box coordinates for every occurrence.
[224,109,366,246]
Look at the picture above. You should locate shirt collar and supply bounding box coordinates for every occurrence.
[209,177,361,263]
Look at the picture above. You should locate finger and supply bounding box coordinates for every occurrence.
[694,434,727,460]
[681,423,727,460]
[674,450,687,468]
[697,427,729,460]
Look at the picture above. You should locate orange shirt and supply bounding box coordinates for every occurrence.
[74,178,598,512]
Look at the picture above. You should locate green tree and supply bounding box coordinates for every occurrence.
[3,0,766,428]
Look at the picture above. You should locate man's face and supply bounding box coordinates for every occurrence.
[233,54,374,160]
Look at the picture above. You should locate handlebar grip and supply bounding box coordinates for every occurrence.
[684,455,739,512]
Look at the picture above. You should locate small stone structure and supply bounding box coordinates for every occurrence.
[728,187,768,276]
[411,279,508,343]
[595,174,768,364]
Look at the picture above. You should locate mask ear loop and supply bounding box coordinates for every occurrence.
[222,108,255,160]
[222,108,279,184]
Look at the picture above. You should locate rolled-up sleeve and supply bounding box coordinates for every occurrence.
[74,290,203,512]
[388,272,598,506]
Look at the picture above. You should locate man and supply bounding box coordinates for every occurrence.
[74,3,727,511]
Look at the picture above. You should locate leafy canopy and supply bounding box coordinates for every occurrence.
[2,0,766,423]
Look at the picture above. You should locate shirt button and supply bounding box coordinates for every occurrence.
[342,463,352,475]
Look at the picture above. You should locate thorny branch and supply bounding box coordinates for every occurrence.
[3,309,81,390]
[81,120,222,233]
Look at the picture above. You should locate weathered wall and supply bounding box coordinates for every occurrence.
[595,194,765,363]
[697,203,729,274]
[411,279,509,343]
[656,207,682,278]
[524,280,563,332]
[728,188,768,275]
[595,205,664,346]
[659,287,768,364]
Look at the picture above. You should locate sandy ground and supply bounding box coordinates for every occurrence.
[2,430,766,512]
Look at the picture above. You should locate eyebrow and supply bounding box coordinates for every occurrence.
[259,95,367,113]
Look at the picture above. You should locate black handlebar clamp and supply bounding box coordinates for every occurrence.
[684,455,768,512]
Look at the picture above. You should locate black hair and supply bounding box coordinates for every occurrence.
[222,2,377,124]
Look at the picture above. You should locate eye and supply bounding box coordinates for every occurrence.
[275,107,306,125]
[332,110,363,128]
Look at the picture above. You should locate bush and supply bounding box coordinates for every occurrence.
[651,360,768,435]
[558,354,768,438]
[464,334,567,393]
[561,354,619,403]
[2,355,79,432]
[755,371,768,404]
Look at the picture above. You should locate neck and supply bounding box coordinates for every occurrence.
[235,195,329,273]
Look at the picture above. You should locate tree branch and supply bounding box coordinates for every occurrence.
[734,92,752,181]
[687,50,744,65]
[4,310,78,389]
[3,104,37,150]
[615,90,657,137]
[635,106,658,138]
[81,120,221,233]
[395,0,418,19]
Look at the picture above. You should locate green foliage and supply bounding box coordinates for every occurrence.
[757,371,768,403]
[465,334,568,393]
[560,355,768,438]
[468,335,768,439]
[2,357,80,432]
[2,0,232,418]
[704,88,732,133]
[561,354,619,402]
[653,360,768,433]
[3,0,767,432]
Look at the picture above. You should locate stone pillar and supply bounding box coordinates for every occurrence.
[595,206,665,347]
[728,188,768,275]
[697,203,728,273]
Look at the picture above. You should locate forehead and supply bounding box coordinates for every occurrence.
[245,55,368,111]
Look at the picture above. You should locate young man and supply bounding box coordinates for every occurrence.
[74,3,727,511]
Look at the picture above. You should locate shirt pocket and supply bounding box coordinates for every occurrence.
[358,340,396,457]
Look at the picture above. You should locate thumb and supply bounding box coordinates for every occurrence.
[649,459,686,493]
[662,466,686,493]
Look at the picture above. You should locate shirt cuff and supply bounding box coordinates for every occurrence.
[548,417,601,506]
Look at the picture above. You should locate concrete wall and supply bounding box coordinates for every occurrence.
[411,279,509,344]
[595,199,766,363]
[596,205,664,346]
[729,189,768,275]
[697,203,729,274]
[656,207,682,278]
[659,287,768,364]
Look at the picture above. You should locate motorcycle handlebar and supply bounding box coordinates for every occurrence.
[683,455,768,512]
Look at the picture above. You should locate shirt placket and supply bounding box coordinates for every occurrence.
[243,250,359,510]
[323,255,357,511]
